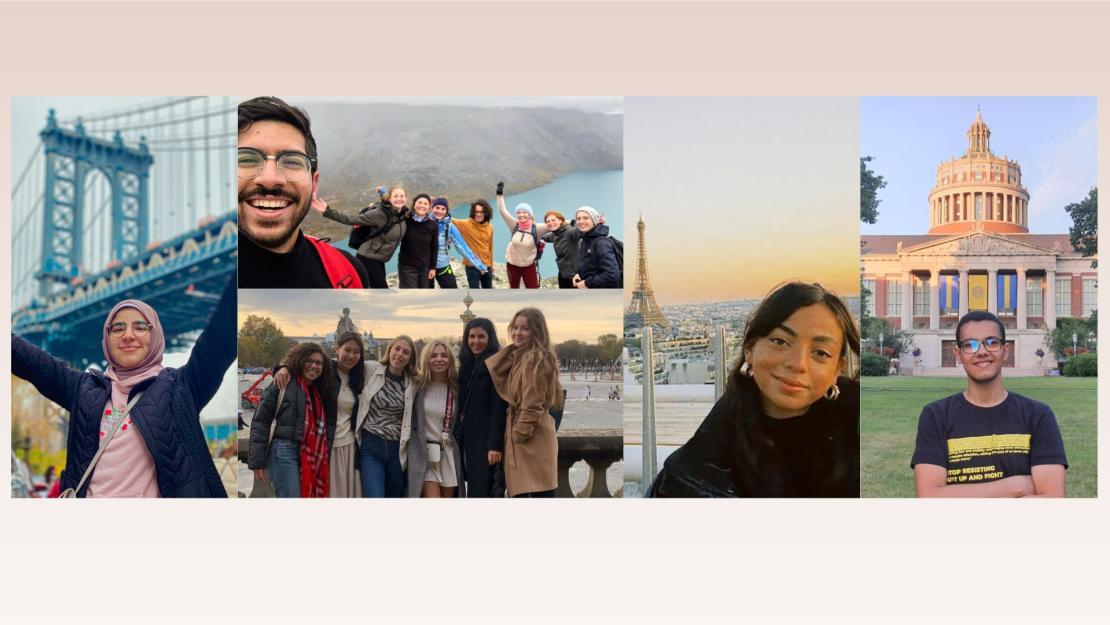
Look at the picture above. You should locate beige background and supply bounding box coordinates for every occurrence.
[1,2,1107,624]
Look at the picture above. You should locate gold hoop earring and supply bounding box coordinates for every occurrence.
[739,361,753,377]
[825,384,840,401]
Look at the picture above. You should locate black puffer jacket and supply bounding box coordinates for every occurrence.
[648,376,860,498]
[247,377,337,470]
[577,224,621,289]
[11,276,236,498]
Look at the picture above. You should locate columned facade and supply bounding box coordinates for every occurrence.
[861,112,1096,376]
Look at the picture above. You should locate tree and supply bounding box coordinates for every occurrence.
[861,316,915,359]
[238,314,291,367]
[860,156,887,224]
[1065,187,1097,268]
[596,334,622,362]
[1045,316,1096,360]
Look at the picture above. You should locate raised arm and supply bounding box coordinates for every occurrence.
[496,193,517,231]
[179,274,237,411]
[449,226,487,272]
[321,203,386,227]
[914,464,1034,498]
[11,333,84,411]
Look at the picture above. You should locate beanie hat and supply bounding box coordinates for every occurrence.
[432,197,450,209]
[575,206,600,226]
[514,203,534,219]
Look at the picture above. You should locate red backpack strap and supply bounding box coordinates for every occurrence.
[303,235,364,288]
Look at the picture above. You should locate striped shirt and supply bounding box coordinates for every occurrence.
[363,371,406,441]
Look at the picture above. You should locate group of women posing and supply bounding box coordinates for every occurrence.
[247,307,565,498]
[314,182,620,290]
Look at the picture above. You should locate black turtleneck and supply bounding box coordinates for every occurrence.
[238,230,368,289]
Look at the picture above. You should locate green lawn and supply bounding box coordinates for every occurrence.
[862,376,1097,498]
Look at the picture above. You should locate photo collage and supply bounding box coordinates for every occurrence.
[8,95,1097,499]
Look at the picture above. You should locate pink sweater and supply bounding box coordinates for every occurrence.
[86,401,160,498]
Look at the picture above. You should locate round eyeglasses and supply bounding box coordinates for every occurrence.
[238,148,315,182]
[959,337,1003,354]
[108,321,153,337]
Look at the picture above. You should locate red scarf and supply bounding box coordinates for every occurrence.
[298,379,330,498]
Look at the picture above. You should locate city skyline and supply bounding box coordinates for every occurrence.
[861,96,1096,235]
[625,97,860,304]
[238,290,623,344]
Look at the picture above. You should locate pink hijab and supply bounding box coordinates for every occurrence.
[102,299,165,408]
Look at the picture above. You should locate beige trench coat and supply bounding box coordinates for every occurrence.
[485,344,561,496]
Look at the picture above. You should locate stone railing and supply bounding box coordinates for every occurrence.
[556,428,623,498]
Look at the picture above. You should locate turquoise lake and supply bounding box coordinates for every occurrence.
[340,169,623,280]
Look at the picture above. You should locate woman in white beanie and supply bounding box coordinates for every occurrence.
[494,181,555,289]
[572,206,622,289]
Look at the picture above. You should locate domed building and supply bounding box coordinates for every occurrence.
[861,112,1096,375]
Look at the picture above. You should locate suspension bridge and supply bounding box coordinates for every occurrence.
[10,97,238,367]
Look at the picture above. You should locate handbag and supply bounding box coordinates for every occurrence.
[59,392,143,499]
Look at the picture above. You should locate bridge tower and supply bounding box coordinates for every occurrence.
[38,109,154,296]
[625,216,671,332]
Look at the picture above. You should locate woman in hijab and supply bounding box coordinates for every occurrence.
[10,276,236,497]
[456,318,508,497]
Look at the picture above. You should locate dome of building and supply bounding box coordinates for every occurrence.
[927,111,1030,235]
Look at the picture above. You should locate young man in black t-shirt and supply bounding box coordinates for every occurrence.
[911,311,1067,497]
[237,97,367,289]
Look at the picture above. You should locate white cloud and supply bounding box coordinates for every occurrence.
[1029,115,1097,223]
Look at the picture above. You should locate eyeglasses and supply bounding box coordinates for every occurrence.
[959,337,1003,354]
[305,359,325,369]
[107,321,153,336]
[238,148,315,182]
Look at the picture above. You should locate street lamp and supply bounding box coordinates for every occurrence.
[879,332,885,355]
[1072,332,1078,357]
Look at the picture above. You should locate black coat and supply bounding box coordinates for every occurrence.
[577,224,621,289]
[648,376,860,498]
[455,359,508,497]
[11,276,237,498]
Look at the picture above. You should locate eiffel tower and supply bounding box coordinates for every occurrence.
[625,215,671,332]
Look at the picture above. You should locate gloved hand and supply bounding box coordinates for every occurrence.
[496,182,504,196]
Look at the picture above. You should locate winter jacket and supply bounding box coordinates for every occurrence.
[247,374,337,470]
[405,385,465,498]
[576,224,621,289]
[485,344,561,496]
[456,359,508,497]
[648,376,860,498]
[541,225,582,279]
[324,202,407,262]
[11,276,237,498]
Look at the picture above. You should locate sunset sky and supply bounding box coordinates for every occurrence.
[238,290,623,344]
[624,97,860,305]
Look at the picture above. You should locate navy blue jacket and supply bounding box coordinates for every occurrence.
[576,224,621,289]
[11,276,237,498]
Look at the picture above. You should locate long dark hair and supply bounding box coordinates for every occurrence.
[283,341,332,394]
[459,317,500,378]
[723,282,860,496]
[334,332,366,396]
[729,281,860,393]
